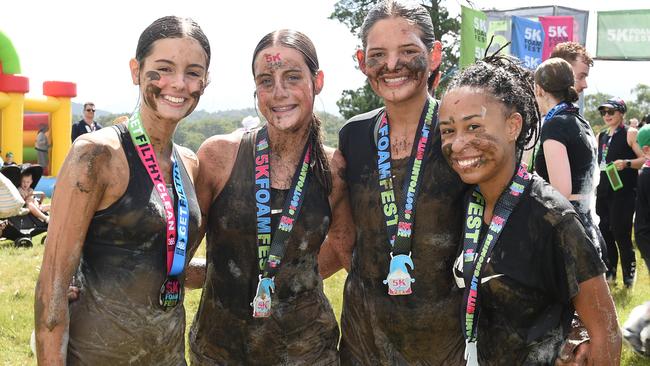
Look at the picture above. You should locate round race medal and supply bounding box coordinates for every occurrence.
[159,277,182,310]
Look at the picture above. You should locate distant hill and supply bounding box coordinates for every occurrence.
[67,106,345,152]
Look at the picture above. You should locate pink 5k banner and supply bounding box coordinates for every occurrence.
[539,16,574,60]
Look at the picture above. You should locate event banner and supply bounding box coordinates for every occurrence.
[460,6,488,68]
[539,16,574,60]
[597,9,650,60]
[484,6,588,55]
[511,16,544,69]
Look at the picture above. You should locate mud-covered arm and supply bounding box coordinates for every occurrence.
[319,148,355,279]
[34,140,111,365]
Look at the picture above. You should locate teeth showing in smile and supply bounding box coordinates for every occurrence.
[383,76,408,84]
[163,95,185,104]
[457,157,481,168]
[272,105,295,112]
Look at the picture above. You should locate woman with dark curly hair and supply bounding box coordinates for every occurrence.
[439,54,621,365]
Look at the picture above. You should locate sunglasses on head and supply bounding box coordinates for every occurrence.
[85,109,96,112]
[600,109,617,117]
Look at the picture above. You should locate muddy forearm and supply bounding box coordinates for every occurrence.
[34,279,70,366]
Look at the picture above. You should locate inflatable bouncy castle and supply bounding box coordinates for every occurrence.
[0,30,76,176]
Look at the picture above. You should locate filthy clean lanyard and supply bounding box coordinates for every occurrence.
[252,125,312,318]
[376,97,437,296]
[460,165,531,363]
[600,124,625,169]
[127,112,189,308]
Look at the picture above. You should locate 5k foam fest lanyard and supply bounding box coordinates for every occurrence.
[460,165,531,365]
[252,126,312,318]
[127,112,189,310]
[376,97,437,296]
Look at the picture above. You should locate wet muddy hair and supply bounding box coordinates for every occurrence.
[535,58,579,103]
[135,16,211,68]
[252,29,332,194]
[446,53,541,163]
[359,0,435,51]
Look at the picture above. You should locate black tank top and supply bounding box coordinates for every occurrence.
[338,108,467,365]
[68,123,201,365]
[189,130,339,365]
[597,125,637,196]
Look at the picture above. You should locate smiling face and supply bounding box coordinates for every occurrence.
[358,17,439,106]
[439,87,522,185]
[130,37,208,122]
[601,108,624,128]
[253,45,323,133]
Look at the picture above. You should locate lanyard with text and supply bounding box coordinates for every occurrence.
[376,97,437,296]
[252,126,312,318]
[461,165,531,364]
[127,112,189,310]
[600,124,624,169]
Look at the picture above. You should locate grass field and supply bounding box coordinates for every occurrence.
[1,235,648,365]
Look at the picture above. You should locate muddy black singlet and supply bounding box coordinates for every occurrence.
[189,129,339,366]
[67,123,200,365]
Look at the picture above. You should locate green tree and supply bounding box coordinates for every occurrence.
[330,0,460,119]
[584,92,612,133]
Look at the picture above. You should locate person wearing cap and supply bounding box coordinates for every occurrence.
[71,102,102,142]
[634,124,650,274]
[596,97,645,288]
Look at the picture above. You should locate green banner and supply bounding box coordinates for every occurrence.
[460,6,488,68]
[597,9,650,60]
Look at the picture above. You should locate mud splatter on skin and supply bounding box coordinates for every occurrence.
[364,53,428,91]
[185,79,206,118]
[73,144,111,194]
[143,71,162,112]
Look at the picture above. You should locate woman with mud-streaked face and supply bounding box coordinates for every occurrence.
[34,16,208,365]
[335,1,475,364]
[188,29,355,364]
[439,55,621,365]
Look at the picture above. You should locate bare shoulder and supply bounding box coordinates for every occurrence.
[175,145,199,178]
[196,130,245,195]
[68,128,122,172]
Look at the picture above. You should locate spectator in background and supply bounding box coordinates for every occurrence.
[71,102,101,142]
[641,114,650,128]
[550,42,593,94]
[533,58,607,261]
[630,118,640,128]
[634,124,650,273]
[596,97,645,288]
[35,124,50,169]
[4,152,16,166]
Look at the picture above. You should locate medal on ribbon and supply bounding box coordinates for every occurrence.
[383,253,415,295]
[159,277,182,309]
[252,276,275,318]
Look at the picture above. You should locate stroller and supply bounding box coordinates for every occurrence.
[0,164,48,247]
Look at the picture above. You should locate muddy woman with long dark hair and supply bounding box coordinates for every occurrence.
[35,16,209,364]
[188,29,354,365]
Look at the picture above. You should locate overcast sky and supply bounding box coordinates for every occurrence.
[2,0,649,117]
